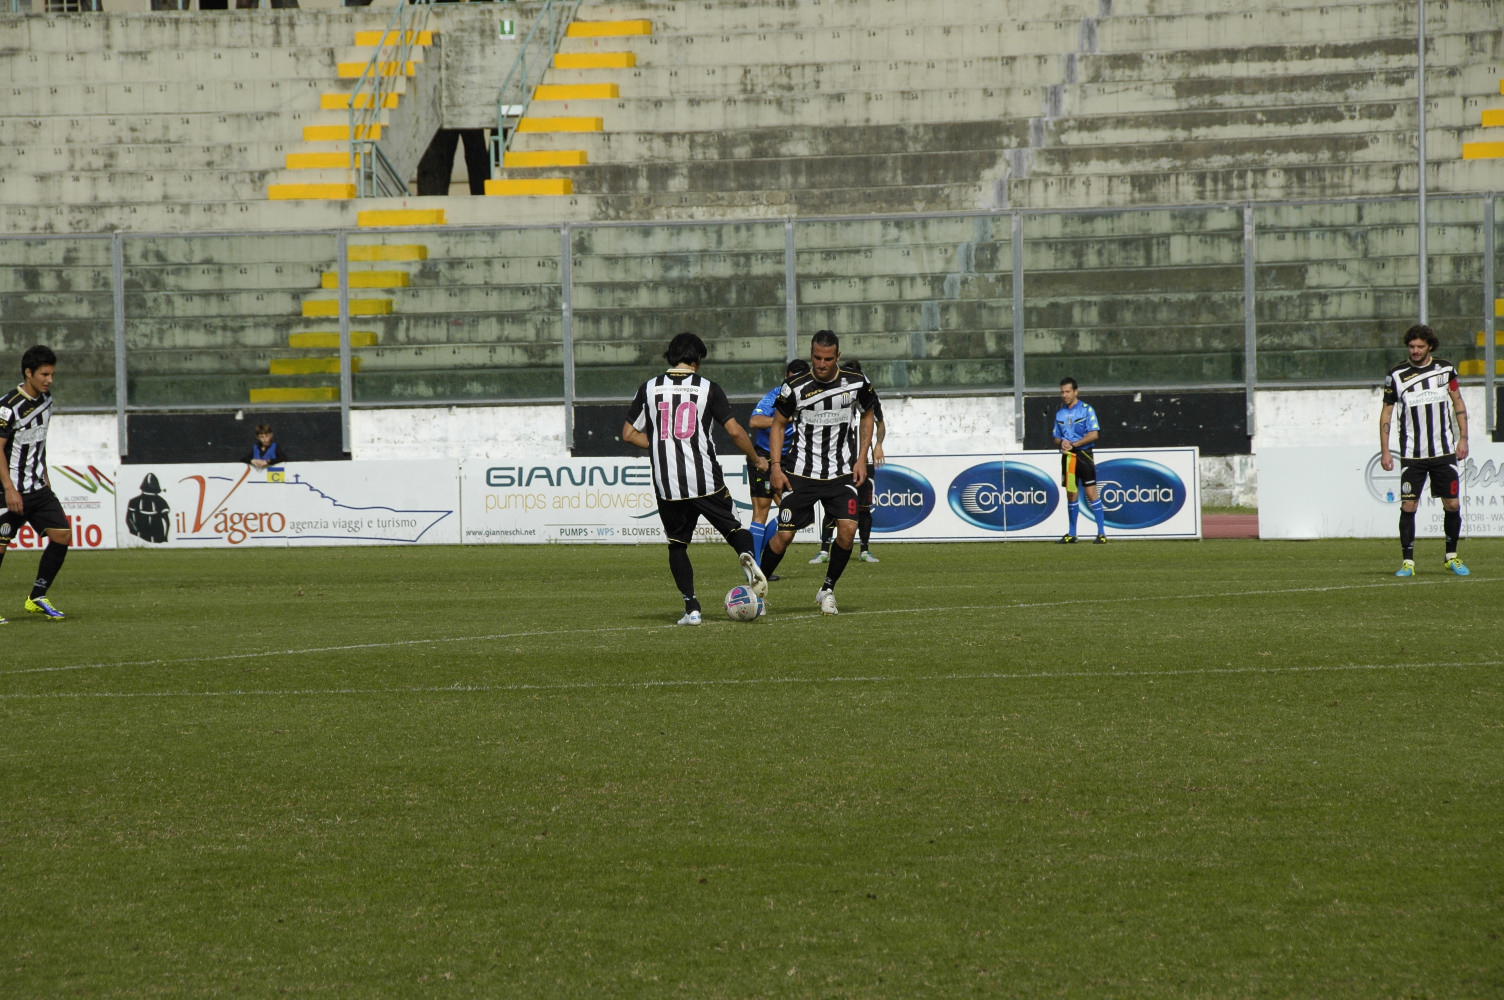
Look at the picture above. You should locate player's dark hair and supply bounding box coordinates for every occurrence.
[664,332,708,366]
[1060,376,1079,390]
[255,423,275,437]
[21,344,56,378]
[811,329,839,350]
[785,358,810,377]
[1404,324,1439,351]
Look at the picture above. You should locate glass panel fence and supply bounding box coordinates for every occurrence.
[572,220,789,400]
[0,235,114,409]
[795,213,1013,394]
[350,225,564,405]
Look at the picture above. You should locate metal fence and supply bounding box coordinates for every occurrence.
[0,192,1498,455]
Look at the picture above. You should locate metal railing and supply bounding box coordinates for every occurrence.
[1,193,1499,457]
[490,0,584,172]
[350,0,433,197]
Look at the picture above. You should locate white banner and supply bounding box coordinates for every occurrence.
[460,449,1200,543]
[1258,444,1504,538]
[115,461,460,548]
[1,463,120,551]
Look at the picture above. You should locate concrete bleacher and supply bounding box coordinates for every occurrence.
[1,0,1501,408]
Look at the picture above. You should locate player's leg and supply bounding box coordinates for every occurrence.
[816,486,860,614]
[658,500,702,624]
[1395,462,1421,575]
[857,479,878,561]
[761,477,815,579]
[811,515,833,563]
[748,456,774,562]
[23,491,70,619]
[0,510,18,625]
[698,491,766,598]
[1435,462,1468,575]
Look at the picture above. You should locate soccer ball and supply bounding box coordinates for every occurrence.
[725,585,762,622]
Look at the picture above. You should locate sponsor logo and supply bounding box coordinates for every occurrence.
[871,464,935,533]
[1095,458,1186,529]
[485,464,653,488]
[947,461,1058,531]
[1364,453,1403,504]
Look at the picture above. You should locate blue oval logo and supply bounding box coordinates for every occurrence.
[1096,458,1187,529]
[871,464,935,532]
[947,461,1059,531]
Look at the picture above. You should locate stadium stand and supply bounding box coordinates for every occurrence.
[0,0,1500,407]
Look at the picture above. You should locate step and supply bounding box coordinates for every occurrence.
[302,297,394,317]
[554,52,636,70]
[484,178,575,196]
[534,83,621,101]
[290,331,381,348]
[349,244,428,262]
[319,270,411,288]
[565,19,653,38]
[269,356,364,375]
[516,116,603,133]
[268,182,357,200]
[356,208,447,227]
[250,386,341,404]
[320,92,402,111]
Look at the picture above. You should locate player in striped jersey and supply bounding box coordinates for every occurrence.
[1379,324,1470,577]
[0,345,72,622]
[623,333,769,626]
[757,330,879,615]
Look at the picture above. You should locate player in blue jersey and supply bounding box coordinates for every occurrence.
[1052,376,1106,544]
[747,358,809,565]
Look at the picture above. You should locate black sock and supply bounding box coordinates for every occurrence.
[858,509,872,549]
[760,538,788,577]
[823,541,853,589]
[728,527,755,557]
[1399,510,1416,560]
[668,544,698,611]
[1444,509,1462,553]
[31,541,68,599]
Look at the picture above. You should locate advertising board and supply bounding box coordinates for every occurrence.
[114,461,460,548]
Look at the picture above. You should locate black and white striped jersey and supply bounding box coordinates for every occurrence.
[0,385,52,494]
[775,367,879,479]
[627,368,735,500]
[1383,359,1461,460]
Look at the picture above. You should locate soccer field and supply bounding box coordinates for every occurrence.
[2,540,1500,998]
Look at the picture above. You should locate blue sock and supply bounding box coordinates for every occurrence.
[750,520,768,562]
[1090,498,1105,535]
[1068,501,1079,536]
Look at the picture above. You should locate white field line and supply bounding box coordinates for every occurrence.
[1,576,1495,681]
[1,659,1499,702]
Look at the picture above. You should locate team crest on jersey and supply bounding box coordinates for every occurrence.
[0,405,10,423]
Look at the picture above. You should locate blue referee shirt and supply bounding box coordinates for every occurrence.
[751,384,794,455]
[1053,400,1100,450]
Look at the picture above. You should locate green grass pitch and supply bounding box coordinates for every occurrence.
[2,540,1501,998]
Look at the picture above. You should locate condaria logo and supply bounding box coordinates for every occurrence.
[947,461,1058,531]
[870,464,935,532]
[1095,458,1186,528]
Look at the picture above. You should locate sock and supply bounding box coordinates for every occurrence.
[823,541,854,590]
[727,527,755,556]
[760,538,788,578]
[668,544,698,611]
[1068,500,1080,536]
[858,509,873,550]
[750,520,768,562]
[1090,497,1106,535]
[1444,509,1462,556]
[30,541,68,599]
[1399,510,1416,561]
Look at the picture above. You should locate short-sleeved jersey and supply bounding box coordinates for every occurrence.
[1383,359,1461,460]
[750,384,793,456]
[627,368,735,500]
[1053,400,1100,451]
[775,366,879,480]
[0,384,52,494]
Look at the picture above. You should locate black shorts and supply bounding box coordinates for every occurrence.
[748,450,774,500]
[657,487,744,545]
[778,473,859,532]
[1399,456,1460,503]
[0,487,69,545]
[1061,449,1098,490]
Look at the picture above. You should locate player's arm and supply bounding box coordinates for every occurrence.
[768,413,791,495]
[0,433,20,514]
[873,416,886,467]
[1449,384,1470,460]
[723,417,768,471]
[1073,429,1100,448]
[853,408,875,487]
[1378,401,1395,470]
[749,413,775,429]
[620,422,650,450]
[1053,415,1071,452]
